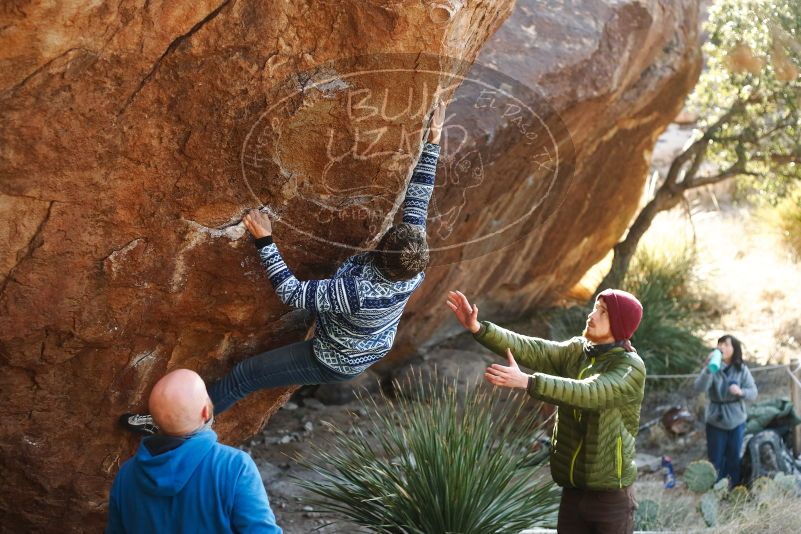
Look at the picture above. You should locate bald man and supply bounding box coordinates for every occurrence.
[107,370,282,534]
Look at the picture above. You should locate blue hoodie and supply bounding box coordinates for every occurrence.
[107,429,281,533]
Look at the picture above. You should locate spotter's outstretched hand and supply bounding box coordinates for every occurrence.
[484,349,529,390]
[446,290,480,334]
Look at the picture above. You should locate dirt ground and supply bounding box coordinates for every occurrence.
[243,393,367,533]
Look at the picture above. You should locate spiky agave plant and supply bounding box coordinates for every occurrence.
[296,373,559,533]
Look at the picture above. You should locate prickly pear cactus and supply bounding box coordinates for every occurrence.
[713,477,729,498]
[751,476,775,494]
[634,499,660,531]
[773,473,800,495]
[699,492,719,527]
[751,476,779,506]
[728,484,749,506]
[684,460,717,493]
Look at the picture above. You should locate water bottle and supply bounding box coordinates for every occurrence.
[661,456,676,489]
[708,348,722,374]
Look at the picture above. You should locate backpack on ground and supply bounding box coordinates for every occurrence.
[740,429,798,486]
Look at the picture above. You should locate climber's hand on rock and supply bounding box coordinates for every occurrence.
[427,100,447,144]
[244,209,272,238]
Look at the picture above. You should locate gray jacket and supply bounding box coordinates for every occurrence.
[694,363,758,430]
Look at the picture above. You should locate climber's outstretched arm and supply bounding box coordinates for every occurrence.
[244,210,362,314]
[401,101,446,229]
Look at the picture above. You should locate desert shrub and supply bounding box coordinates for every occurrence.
[298,375,560,533]
[549,244,715,376]
[763,186,801,261]
[624,245,713,375]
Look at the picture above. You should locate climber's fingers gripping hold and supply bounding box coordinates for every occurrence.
[427,100,448,144]
[244,208,272,239]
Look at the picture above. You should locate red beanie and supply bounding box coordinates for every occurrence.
[597,289,643,349]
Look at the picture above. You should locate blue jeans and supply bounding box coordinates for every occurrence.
[706,422,745,486]
[207,339,355,414]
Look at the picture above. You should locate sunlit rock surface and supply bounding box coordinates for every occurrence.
[0,0,514,528]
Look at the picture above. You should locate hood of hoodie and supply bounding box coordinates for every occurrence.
[133,428,217,497]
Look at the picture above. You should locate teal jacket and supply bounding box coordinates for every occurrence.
[474,321,646,490]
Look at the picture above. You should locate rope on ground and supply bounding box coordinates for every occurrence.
[645,364,788,380]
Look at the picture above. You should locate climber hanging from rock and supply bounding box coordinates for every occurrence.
[120,100,447,435]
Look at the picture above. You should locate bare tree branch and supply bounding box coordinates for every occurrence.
[768,153,801,165]
[691,164,756,188]
[682,140,710,187]
[664,101,746,190]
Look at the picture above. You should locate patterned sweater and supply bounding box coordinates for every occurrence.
[255,142,440,375]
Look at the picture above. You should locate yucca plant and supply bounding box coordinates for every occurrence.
[296,374,560,533]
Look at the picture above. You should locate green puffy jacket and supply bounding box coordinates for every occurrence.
[474,321,646,490]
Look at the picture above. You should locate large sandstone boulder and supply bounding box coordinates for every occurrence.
[0,0,702,529]
[0,0,514,529]
[388,0,703,363]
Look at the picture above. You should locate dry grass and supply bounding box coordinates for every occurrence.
[634,475,801,533]
[594,203,801,530]
[634,478,700,531]
[726,491,801,534]
[574,203,801,365]
[687,208,801,365]
[636,207,801,365]
[775,317,801,349]
[759,187,801,263]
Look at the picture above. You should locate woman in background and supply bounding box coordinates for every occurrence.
[694,334,758,486]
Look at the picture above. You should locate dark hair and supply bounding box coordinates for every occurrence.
[718,334,743,370]
[373,223,429,281]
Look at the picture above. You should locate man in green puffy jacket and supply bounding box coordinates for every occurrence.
[447,288,646,534]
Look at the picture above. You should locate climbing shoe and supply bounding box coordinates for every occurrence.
[119,413,159,436]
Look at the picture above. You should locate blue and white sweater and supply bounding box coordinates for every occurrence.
[255,142,440,375]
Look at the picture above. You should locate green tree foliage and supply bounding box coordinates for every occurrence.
[691,0,801,200]
[594,0,801,293]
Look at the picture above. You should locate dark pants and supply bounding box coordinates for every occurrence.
[557,487,635,534]
[706,422,745,486]
[207,339,355,414]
